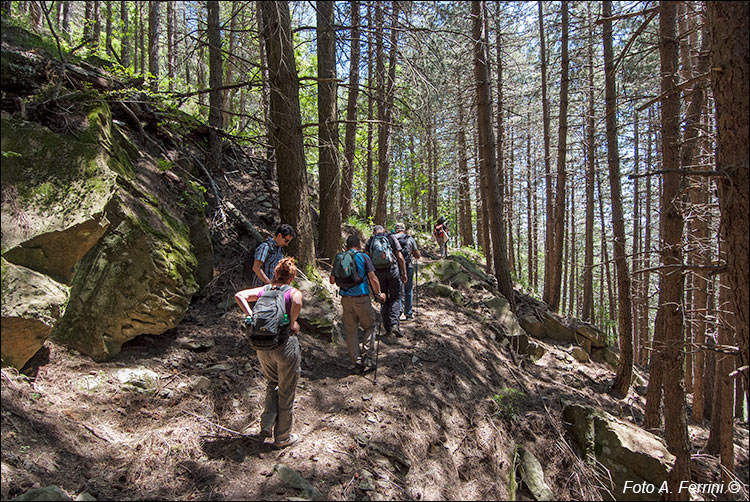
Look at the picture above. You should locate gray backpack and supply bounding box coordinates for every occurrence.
[248,285,291,350]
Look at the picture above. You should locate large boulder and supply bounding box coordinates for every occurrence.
[2,96,209,362]
[518,311,577,344]
[1,108,119,283]
[564,404,675,501]
[484,295,525,338]
[1,258,68,369]
[296,276,336,339]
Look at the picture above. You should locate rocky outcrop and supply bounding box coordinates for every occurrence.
[1,86,211,364]
[564,404,675,501]
[1,258,69,369]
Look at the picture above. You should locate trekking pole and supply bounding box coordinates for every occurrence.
[366,276,384,385]
[373,320,381,385]
[414,260,418,320]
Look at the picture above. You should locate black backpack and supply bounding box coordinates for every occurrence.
[332,249,365,289]
[395,233,412,267]
[248,285,292,350]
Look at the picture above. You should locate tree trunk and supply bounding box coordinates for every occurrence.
[340,0,360,221]
[707,0,749,407]
[221,1,238,127]
[632,109,640,364]
[582,6,596,322]
[457,76,473,248]
[167,0,175,92]
[317,0,341,266]
[121,1,130,68]
[374,1,399,226]
[538,1,553,308]
[29,0,42,32]
[84,1,94,45]
[106,1,113,55]
[93,0,101,48]
[259,0,315,268]
[472,1,514,309]
[655,3,691,496]
[148,1,159,92]
[548,0,569,312]
[62,1,70,33]
[603,1,634,398]
[365,2,374,219]
[640,106,653,366]
[527,112,534,289]
[207,1,223,174]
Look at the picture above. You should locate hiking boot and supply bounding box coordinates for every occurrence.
[274,433,299,449]
[392,327,403,337]
[362,363,376,373]
[405,314,414,321]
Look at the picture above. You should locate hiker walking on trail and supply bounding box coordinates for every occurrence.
[234,257,303,448]
[393,223,421,321]
[329,235,386,373]
[365,225,407,336]
[433,217,449,259]
[246,224,296,287]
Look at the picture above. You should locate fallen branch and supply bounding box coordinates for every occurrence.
[182,410,247,436]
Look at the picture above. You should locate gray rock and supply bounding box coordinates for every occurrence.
[273,463,325,501]
[12,485,71,501]
[518,448,554,501]
[563,404,675,501]
[114,367,160,394]
[571,347,590,363]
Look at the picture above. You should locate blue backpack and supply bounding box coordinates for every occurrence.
[332,250,365,289]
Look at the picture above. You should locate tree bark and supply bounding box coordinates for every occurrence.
[317,0,342,266]
[207,1,223,173]
[538,1,553,308]
[582,5,596,322]
[656,3,691,496]
[457,75,474,248]
[603,1,634,398]
[105,1,113,55]
[340,0,360,221]
[260,0,315,268]
[472,1,514,309]
[167,0,175,92]
[120,1,130,68]
[148,1,160,92]
[374,1,400,226]
[548,0,570,312]
[365,2,374,219]
[707,0,749,407]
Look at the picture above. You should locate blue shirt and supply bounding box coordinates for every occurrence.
[340,252,375,296]
[252,238,284,287]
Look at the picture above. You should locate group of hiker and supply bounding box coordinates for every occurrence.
[233,218,448,449]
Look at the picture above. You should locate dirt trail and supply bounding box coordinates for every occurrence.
[2,256,748,501]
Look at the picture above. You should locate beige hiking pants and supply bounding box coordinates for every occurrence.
[256,335,301,443]
[341,295,377,365]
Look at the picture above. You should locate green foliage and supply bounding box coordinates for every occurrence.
[492,388,526,422]
[156,159,174,172]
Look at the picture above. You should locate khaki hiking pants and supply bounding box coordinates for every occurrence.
[341,295,377,365]
[256,335,301,443]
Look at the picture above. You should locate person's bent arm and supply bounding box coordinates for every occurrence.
[396,251,407,283]
[252,259,271,285]
[329,274,336,285]
[368,271,386,302]
[235,286,264,316]
[289,289,303,332]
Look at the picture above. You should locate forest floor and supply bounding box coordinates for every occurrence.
[2,250,748,501]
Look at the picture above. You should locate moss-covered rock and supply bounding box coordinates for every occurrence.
[51,190,199,361]
[563,404,675,501]
[1,258,69,369]
[2,92,209,362]
[1,111,118,283]
[296,277,336,339]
